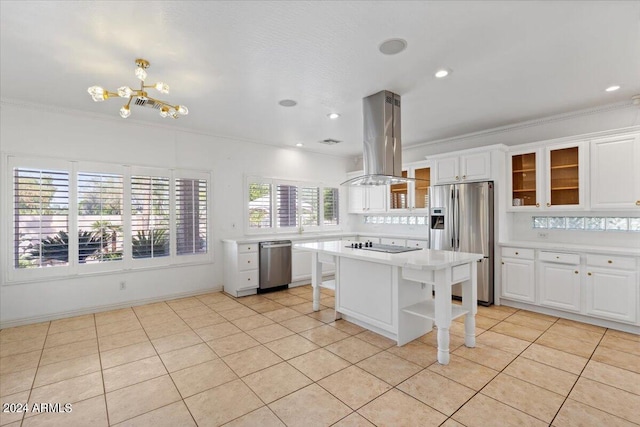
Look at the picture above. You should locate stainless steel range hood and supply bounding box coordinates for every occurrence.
[342,90,415,186]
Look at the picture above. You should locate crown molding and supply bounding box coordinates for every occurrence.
[404,100,638,151]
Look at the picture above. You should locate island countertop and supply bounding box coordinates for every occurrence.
[294,240,483,270]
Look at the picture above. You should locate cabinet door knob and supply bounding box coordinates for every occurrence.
[515,252,519,255]
[501,261,505,265]
[546,202,551,207]
[455,175,460,180]
[574,270,579,274]
[608,260,613,264]
[588,272,592,276]
[536,203,540,207]
[462,175,466,180]
[636,200,640,206]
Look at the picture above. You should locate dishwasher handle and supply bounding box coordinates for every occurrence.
[259,241,292,249]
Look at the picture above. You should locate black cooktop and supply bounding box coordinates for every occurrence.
[345,243,422,254]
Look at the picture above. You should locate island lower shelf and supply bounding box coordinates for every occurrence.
[402,299,469,322]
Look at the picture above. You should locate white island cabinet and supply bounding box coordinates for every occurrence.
[294,240,483,365]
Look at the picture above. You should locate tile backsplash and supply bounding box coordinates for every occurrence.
[533,216,639,232]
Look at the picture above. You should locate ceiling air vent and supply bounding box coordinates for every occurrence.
[318,138,341,145]
[134,98,162,110]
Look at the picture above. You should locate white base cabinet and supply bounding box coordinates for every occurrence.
[499,246,639,328]
[500,248,535,303]
[538,251,581,312]
[223,242,259,297]
[585,254,637,323]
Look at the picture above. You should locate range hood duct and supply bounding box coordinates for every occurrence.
[341,90,415,186]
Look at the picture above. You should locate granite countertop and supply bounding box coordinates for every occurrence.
[499,241,640,256]
[223,232,429,245]
[294,240,482,270]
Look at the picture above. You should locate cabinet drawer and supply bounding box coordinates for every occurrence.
[587,254,636,270]
[238,243,257,253]
[381,238,406,246]
[501,247,534,260]
[238,270,258,289]
[238,253,258,271]
[406,239,428,249]
[539,251,580,265]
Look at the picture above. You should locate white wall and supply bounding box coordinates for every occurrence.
[0,102,351,326]
[348,102,640,242]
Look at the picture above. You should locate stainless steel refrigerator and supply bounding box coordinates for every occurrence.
[429,181,494,305]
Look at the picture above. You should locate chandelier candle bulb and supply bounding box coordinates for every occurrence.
[87,58,188,120]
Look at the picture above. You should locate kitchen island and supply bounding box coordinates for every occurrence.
[294,240,483,364]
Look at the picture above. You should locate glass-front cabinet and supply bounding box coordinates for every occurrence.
[508,142,585,211]
[545,142,585,209]
[388,162,431,211]
[389,170,408,209]
[511,151,539,207]
[413,166,431,210]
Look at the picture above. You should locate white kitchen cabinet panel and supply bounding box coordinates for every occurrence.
[381,237,406,246]
[585,254,637,324]
[406,239,428,249]
[586,268,637,323]
[461,152,492,181]
[501,251,535,303]
[590,133,640,210]
[538,257,581,312]
[292,249,312,282]
[434,152,490,184]
[347,179,387,213]
[434,157,459,184]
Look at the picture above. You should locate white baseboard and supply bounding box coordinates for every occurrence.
[0,285,224,329]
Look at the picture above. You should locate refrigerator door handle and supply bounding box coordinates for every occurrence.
[454,188,460,250]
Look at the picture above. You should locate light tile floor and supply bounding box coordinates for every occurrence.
[1,285,639,426]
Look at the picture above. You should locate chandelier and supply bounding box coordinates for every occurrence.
[87,59,188,119]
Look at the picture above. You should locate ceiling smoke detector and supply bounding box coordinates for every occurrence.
[318,138,341,145]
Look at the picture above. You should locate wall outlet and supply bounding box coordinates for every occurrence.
[119,281,126,290]
[537,232,548,239]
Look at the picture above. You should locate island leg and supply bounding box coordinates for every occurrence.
[461,260,478,348]
[311,252,322,311]
[434,268,453,365]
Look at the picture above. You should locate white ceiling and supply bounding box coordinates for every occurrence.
[1,1,638,157]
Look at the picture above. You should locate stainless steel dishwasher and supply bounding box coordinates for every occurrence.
[259,240,292,292]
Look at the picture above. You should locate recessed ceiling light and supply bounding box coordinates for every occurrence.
[278,99,297,107]
[379,38,407,55]
[327,113,340,119]
[435,68,452,78]
[605,85,620,92]
[296,143,303,147]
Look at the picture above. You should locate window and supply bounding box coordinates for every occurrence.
[13,168,69,269]
[276,184,298,228]
[300,186,320,227]
[246,177,339,233]
[8,156,211,282]
[323,187,339,226]
[176,177,208,255]
[131,175,170,259]
[77,172,123,263]
[248,182,272,229]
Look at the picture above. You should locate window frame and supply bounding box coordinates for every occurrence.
[244,175,341,235]
[4,155,212,285]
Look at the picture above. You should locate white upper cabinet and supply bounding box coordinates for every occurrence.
[507,141,587,211]
[433,152,491,184]
[346,171,387,214]
[590,133,640,210]
[508,148,543,210]
[544,141,587,210]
